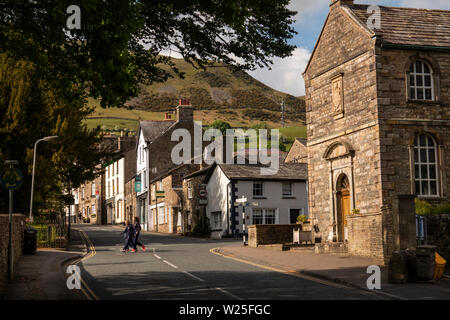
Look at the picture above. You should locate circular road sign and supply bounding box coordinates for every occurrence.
[0,168,23,190]
[199,189,207,198]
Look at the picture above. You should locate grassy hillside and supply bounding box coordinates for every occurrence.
[86,57,307,151]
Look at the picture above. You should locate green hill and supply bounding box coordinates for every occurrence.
[87,57,306,135]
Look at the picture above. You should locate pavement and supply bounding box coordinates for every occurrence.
[0,229,85,300]
[213,243,450,300]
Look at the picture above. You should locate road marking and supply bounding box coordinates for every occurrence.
[215,287,243,300]
[163,260,178,269]
[209,248,399,300]
[154,254,162,260]
[72,229,100,300]
[182,271,205,282]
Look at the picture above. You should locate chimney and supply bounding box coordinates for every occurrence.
[176,98,193,122]
[330,0,353,8]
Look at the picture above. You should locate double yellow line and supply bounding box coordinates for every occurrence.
[71,229,100,300]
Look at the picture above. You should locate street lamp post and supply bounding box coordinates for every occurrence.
[29,136,58,222]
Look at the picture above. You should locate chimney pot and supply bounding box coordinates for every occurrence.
[178,98,191,106]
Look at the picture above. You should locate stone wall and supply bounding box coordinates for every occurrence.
[248,224,298,248]
[347,213,384,260]
[426,214,450,263]
[0,214,26,281]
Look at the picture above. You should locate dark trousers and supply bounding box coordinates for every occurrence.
[123,236,133,250]
[133,233,143,250]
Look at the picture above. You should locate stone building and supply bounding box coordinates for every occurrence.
[285,138,307,164]
[73,134,135,224]
[137,99,205,230]
[303,0,450,262]
[124,148,137,223]
[182,166,212,235]
[149,163,200,233]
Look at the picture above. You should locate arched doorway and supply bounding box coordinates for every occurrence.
[336,174,350,242]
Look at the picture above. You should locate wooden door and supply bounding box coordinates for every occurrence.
[341,190,350,228]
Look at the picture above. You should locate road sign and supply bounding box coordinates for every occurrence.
[134,181,141,193]
[235,196,247,204]
[198,199,208,205]
[0,168,23,190]
[199,189,207,198]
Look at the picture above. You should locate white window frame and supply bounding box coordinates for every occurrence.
[409,60,434,101]
[187,181,193,199]
[251,208,278,225]
[253,182,264,197]
[282,181,293,197]
[414,134,439,197]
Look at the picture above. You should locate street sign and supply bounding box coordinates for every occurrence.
[134,181,141,193]
[199,189,207,198]
[0,168,23,190]
[235,196,247,204]
[198,199,208,205]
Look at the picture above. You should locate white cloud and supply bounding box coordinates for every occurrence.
[289,0,330,24]
[248,47,311,97]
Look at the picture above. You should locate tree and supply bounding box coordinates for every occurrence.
[0,53,107,215]
[1,0,297,108]
[210,120,232,134]
[0,1,297,213]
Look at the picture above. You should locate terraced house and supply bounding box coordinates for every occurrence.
[304,0,450,263]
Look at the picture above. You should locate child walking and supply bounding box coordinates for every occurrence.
[132,217,145,252]
[121,220,135,252]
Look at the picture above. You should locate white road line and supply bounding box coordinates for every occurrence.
[215,287,243,300]
[182,271,205,282]
[154,254,162,260]
[163,260,178,269]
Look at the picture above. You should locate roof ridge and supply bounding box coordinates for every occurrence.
[350,3,450,13]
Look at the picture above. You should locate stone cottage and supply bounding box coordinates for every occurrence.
[303,0,450,262]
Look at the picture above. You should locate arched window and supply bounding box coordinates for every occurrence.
[414,134,439,196]
[409,61,434,101]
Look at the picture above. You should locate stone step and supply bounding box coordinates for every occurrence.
[315,242,348,254]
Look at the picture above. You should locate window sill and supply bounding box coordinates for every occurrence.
[416,195,445,200]
[282,196,296,199]
[252,196,267,199]
[406,99,443,106]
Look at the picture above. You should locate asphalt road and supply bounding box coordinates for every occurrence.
[74,224,378,300]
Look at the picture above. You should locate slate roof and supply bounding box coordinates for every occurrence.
[347,4,450,48]
[139,120,175,143]
[218,162,308,181]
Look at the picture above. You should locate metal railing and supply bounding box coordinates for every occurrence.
[29,217,67,248]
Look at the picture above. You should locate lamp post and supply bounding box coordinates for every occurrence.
[29,136,58,222]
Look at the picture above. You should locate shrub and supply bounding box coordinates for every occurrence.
[297,215,308,224]
[432,203,450,215]
[415,198,433,215]
[210,120,231,134]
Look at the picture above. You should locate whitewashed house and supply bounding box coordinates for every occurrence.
[136,120,175,230]
[205,163,308,238]
[105,156,125,224]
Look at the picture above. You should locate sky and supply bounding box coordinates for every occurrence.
[249,0,450,97]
